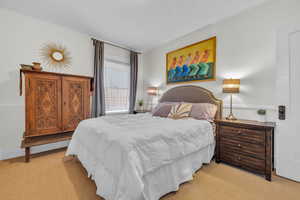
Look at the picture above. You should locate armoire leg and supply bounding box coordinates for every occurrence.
[25,147,30,162]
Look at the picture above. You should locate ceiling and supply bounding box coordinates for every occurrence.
[0,0,270,52]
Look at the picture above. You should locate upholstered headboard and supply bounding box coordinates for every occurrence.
[159,85,223,120]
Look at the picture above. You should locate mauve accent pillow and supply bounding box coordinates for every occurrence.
[151,102,180,114]
[152,104,172,117]
[190,103,217,122]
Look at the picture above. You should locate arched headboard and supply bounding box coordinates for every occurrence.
[159,85,223,120]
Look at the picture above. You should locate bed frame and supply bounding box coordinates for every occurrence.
[159,85,223,120]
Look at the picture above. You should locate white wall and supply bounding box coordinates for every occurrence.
[0,8,144,160]
[0,8,94,160]
[142,0,300,122]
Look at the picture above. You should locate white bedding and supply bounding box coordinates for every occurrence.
[66,113,215,200]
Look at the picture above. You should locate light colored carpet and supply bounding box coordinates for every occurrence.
[0,148,299,200]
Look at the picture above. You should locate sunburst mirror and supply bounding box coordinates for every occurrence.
[40,43,71,69]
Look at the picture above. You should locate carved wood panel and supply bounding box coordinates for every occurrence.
[26,74,62,136]
[62,77,90,132]
[23,70,92,138]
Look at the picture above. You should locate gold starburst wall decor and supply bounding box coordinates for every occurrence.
[40,43,71,69]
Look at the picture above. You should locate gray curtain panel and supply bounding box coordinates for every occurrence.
[129,51,139,114]
[92,40,105,117]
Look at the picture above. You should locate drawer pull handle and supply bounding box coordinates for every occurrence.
[238,144,241,147]
[237,156,241,160]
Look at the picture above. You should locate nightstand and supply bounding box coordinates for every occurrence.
[133,110,150,114]
[215,119,275,181]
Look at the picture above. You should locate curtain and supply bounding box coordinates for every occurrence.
[129,51,138,114]
[92,40,105,117]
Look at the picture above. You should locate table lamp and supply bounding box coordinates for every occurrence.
[223,79,240,120]
[147,87,158,110]
[147,87,158,96]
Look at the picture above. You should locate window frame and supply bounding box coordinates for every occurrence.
[103,58,131,114]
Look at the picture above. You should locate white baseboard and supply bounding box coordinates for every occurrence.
[0,141,69,161]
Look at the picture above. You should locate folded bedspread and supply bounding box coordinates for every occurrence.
[66,114,214,200]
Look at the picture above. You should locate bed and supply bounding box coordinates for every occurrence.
[66,85,222,200]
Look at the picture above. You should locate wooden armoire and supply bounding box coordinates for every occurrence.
[20,69,93,162]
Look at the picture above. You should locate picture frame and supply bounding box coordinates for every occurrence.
[166,36,216,84]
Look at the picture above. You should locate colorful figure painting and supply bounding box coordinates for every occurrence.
[166,37,216,84]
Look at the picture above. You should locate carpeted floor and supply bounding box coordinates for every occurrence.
[0,148,299,200]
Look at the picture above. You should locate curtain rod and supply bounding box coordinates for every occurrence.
[91,38,141,54]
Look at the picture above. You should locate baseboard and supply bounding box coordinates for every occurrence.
[0,141,69,161]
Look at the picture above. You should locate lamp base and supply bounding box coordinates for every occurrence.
[226,113,237,120]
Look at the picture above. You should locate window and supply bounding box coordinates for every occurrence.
[104,59,130,113]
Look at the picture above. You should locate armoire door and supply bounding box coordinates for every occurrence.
[62,76,90,132]
[26,74,62,137]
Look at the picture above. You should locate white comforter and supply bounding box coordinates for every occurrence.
[66,114,214,200]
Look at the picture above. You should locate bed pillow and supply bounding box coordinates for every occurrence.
[190,103,217,122]
[168,103,193,119]
[151,102,180,114]
[152,104,173,117]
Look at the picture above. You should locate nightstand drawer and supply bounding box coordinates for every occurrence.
[220,150,265,174]
[220,126,265,145]
[220,137,265,160]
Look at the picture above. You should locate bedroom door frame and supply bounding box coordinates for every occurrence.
[276,25,300,182]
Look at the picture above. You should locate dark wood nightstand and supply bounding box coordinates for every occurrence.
[133,110,150,114]
[215,119,275,181]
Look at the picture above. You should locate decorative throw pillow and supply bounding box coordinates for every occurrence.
[190,103,217,122]
[168,103,193,119]
[152,104,172,117]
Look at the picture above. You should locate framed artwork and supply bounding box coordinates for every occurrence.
[166,37,216,84]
